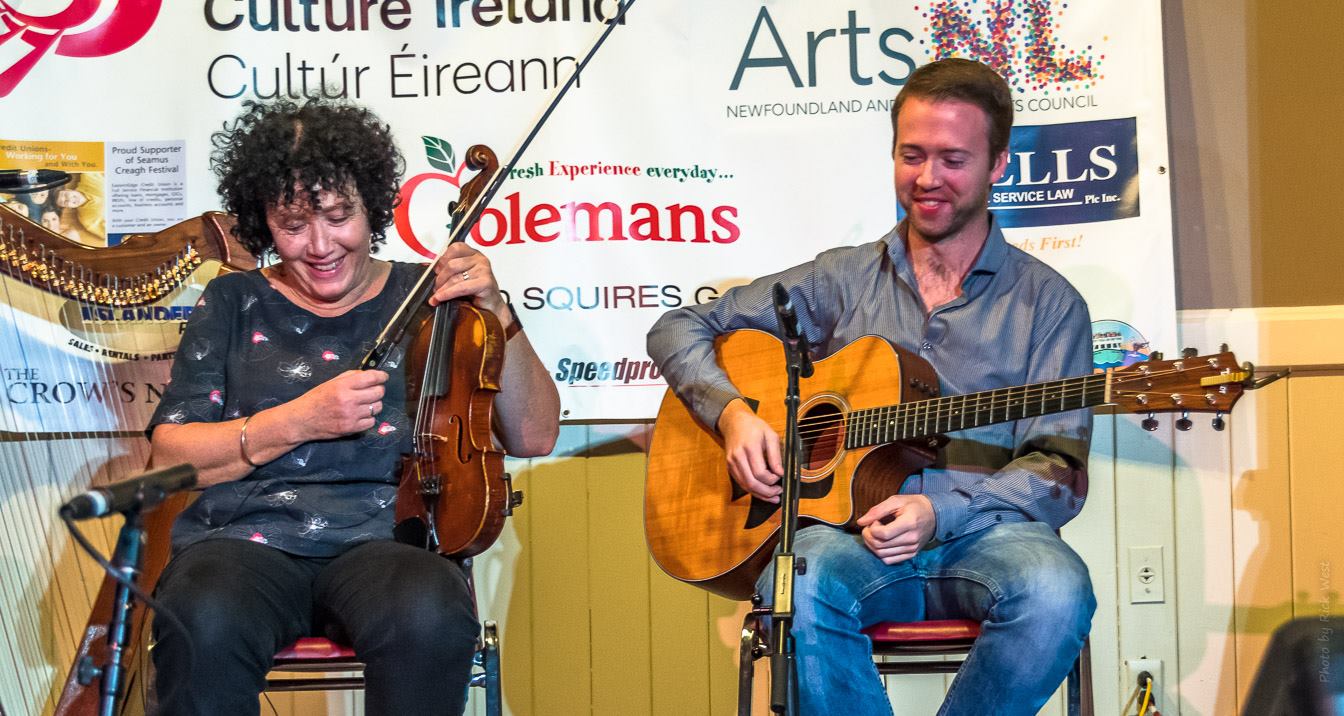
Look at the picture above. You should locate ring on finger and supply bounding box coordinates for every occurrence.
[368,404,376,418]
[461,271,471,281]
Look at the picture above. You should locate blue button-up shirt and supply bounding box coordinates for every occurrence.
[646,216,1093,541]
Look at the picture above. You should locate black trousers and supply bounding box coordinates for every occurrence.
[151,538,478,716]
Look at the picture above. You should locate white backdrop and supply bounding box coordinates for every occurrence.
[0,0,1175,424]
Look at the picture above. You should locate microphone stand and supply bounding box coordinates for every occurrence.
[769,283,813,715]
[87,507,147,716]
[60,465,197,715]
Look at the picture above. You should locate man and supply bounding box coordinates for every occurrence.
[647,58,1095,714]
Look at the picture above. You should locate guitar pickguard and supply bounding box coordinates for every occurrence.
[735,472,836,530]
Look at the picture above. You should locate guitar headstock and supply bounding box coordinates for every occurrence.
[1106,348,1248,431]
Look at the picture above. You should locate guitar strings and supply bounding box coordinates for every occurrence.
[787,370,1228,442]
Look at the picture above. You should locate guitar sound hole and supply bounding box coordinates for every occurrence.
[799,402,842,470]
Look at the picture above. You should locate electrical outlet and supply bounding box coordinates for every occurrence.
[1125,658,1162,708]
[1129,545,1165,603]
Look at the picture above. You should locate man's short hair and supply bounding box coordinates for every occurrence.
[890,58,1014,159]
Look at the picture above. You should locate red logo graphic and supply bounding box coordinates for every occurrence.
[395,137,742,254]
[0,0,162,98]
[395,135,469,260]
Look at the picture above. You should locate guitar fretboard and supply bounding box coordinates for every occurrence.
[840,373,1109,449]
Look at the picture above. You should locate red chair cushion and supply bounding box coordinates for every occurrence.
[273,637,357,662]
[862,619,981,644]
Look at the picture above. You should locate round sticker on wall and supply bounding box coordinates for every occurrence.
[1091,319,1152,370]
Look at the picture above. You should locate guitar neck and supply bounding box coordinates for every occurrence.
[842,372,1110,449]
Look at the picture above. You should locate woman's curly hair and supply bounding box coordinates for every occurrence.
[211,98,405,257]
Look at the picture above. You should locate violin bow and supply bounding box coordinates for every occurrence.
[361,0,639,370]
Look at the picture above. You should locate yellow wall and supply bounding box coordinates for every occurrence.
[1166,1,1344,310]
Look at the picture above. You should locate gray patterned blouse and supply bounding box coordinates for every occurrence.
[148,262,419,557]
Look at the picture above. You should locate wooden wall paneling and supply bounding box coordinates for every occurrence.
[1172,412,1238,715]
[1228,379,1292,707]
[706,594,749,715]
[1176,308,1255,716]
[642,416,719,716]
[1063,412,1119,715]
[257,688,352,716]
[647,558,713,715]
[1286,376,1344,620]
[586,424,653,715]
[881,667,950,714]
[467,454,537,716]
[523,424,593,713]
[1112,414,1180,712]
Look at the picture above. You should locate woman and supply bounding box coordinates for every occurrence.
[148,98,559,715]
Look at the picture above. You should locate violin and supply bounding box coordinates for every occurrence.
[388,145,517,557]
[362,1,638,558]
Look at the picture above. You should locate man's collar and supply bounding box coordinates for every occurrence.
[969,212,1008,276]
[887,211,1009,279]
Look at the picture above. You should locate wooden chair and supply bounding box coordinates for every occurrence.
[738,605,1094,716]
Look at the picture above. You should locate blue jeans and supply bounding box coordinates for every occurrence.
[756,521,1095,716]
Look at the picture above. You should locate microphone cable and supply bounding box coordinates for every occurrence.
[59,511,196,715]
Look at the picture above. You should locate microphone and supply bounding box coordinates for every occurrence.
[60,464,197,520]
[0,168,71,194]
[772,282,813,378]
[772,282,801,341]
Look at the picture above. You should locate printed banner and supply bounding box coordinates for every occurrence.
[0,0,1175,425]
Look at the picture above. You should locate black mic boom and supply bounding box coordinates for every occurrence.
[60,464,197,520]
[772,281,814,378]
[772,282,801,340]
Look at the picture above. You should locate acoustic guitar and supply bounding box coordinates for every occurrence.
[644,330,1248,600]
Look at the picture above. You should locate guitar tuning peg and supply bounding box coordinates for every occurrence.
[1212,412,1225,431]
[1219,343,1229,353]
[1142,413,1159,431]
[1176,410,1192,431]
[1150,351,1164,361]
[1182,347,1198,358]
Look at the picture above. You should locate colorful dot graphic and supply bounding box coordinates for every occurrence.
[915,0,1101,94]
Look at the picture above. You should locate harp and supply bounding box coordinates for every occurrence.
[0,203,257,715]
